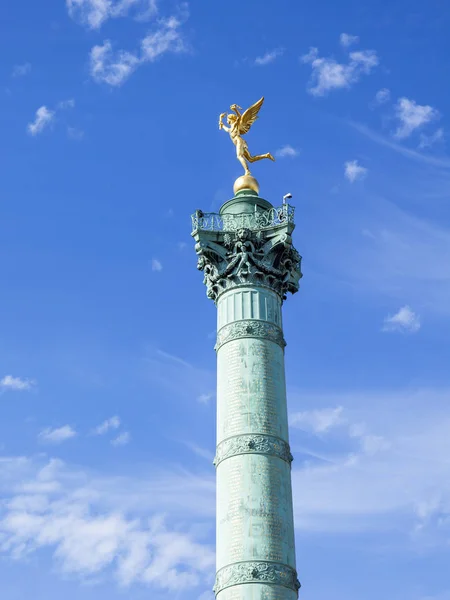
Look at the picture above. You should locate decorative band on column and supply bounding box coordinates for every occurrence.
[214,434,293,467]
[215,319,286,351]
[214,561,301,596]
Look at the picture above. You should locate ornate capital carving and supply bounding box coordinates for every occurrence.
[214,434,293,467]
[214,561,300,596]
[215,320,285,351]
[192,204,302,302]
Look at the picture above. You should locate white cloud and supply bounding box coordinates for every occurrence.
[290,404,390,459]
[275,145,299,158]
[90,15,187,86]
[349,120,450,168]
[374,87,391,105]
[290,406,344,433]
[12,62,31,77]
[316,187,450,316]
[419,128,444,149]
[151,258,162,272]
[301,45,378,96]
[183,442,214,463]
[344,159,368,182]
[0,375,34,392]
[27,101,80,137]
[340,33,359,47]
[38,426,77,444]
[140,15,186,60]
[145,347,216,408]
[111,432,131,447]
[66,0,158,30]
[58,98,75,109]
[382,305,421,333]
[67,126,85,141]
[394,97,440,139]
[0,457,215,588]
[67,0,110,29]
[289,388,450,536]
[197,393,213,405]
[254,48,284,66]
[95,416,121,435]
[27,106,55,136]
[90,41,140,86]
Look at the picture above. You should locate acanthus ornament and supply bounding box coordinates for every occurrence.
[214,433,293,467]
[192,211,302,302]
[214,561,300,596]
[215,320,285,351]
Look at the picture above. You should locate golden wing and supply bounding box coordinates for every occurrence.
[238,97,265,135]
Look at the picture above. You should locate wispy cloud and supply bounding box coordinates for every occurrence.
[372,87,391,106]
[12,62,31,77]
[0,375,34,392]
[38,426,77,444]
[95,416,121,435]
[27,106,55,136]
[66,0,158,30]
[301,41,378,96]
[419,128,444,149]
[348,120,450,169]
[340,33,359,48]
[394,97,440,139]
[57,98,75,110]
[290,403,390,460]
[90,14,187,86]
[344,159,367,182]
[145,347,215,406]
[289,388,450,536]
[111,432,131,447]
[275,145,299,158]
[182,441,214,462]
[290,406,344,433]
[67,126,85,141]
[0,456,215,588]
[151,258,162,272]
[382,305,421,333]
[197,393,214,405]
[254,48,284,66]
[315,185,450,315]
[90,41,140,86]
[27,101,79,137]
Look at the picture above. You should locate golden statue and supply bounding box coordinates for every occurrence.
[219,97,275,177]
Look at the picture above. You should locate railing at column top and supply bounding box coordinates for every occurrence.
[191,204,295,233]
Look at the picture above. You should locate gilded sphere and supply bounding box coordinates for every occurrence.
[233,175,260,195]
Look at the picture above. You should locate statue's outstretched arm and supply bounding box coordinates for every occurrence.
[230,104,242,118]
[219,113,230,132]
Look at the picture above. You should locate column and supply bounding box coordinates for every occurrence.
[214,285,298,599]
[192,187,302,600]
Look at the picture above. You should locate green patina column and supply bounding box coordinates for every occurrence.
[192,184,302,600]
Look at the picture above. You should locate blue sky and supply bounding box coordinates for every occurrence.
[1,0,450,598]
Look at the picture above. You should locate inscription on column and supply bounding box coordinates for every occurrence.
[217,338,289,442]
[217,455,296,569]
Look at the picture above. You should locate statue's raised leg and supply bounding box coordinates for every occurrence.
[244,149,275,163]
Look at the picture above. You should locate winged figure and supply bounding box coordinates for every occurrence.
[218,97,275,176]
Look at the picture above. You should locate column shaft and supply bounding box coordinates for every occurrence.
[214,286,298,600]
